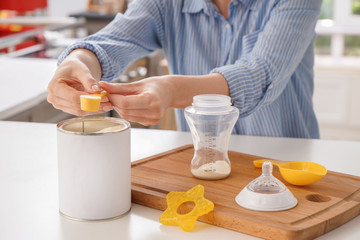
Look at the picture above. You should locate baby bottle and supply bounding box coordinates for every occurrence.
[185,94,239,180]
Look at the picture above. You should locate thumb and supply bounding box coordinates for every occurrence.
[79,73,101,93]
[99,81,139,95]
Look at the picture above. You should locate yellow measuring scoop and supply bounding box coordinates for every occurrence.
[80,90,109,112]
[253,159,327,186]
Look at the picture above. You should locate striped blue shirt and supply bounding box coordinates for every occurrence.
[59,0,322,138]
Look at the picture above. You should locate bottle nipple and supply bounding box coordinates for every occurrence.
[235,161,298,211]
[246,161,286,194]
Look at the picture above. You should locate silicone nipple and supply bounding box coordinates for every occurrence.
[159,185,214,232]
[235,161,297,211]
[246,161,287,194]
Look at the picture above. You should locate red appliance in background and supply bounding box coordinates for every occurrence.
[0,0,47,13]
[0,0,47,54]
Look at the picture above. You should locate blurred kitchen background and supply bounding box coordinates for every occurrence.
[0,0,359,141]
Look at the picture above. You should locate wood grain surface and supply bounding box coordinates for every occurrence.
[131,145,360,240]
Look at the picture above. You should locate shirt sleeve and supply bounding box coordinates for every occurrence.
[57,0,165,82]
[210,0,322,117]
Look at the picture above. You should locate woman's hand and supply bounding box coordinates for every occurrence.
[47,49,113,116]
[99,76,174,126]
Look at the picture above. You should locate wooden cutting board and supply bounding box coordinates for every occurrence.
[131,145,360,240]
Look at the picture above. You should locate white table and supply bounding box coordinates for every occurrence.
[0,121,359,240]
[0,57,57,120]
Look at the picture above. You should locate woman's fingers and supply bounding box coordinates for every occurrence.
[107,92,159,110]
[110,93,163,126]
[48,78,112,115]
[48,80,81,105]
[114,107,161,126]
[115,107,162,121]
[52,102,91,116]
[79,73,101,93]
[47,49,105,116]
[99,81,139,95]
[99,77,172,126]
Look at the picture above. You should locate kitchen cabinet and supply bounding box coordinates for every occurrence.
[314,56,360,141]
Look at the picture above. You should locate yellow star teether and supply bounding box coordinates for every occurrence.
[80,90,109,112]
[159,185,214,232]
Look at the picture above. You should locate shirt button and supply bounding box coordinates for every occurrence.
[268,84,273,89]
[225,24,231,28]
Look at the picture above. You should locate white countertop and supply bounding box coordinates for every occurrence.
[0,121,359,240]
[0,57,57,119]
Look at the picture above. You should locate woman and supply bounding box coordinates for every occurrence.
[48,0,322,138]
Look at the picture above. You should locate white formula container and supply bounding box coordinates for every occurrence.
[57,117,131,221]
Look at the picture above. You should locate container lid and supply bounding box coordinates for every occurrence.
[57,117,130,135]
